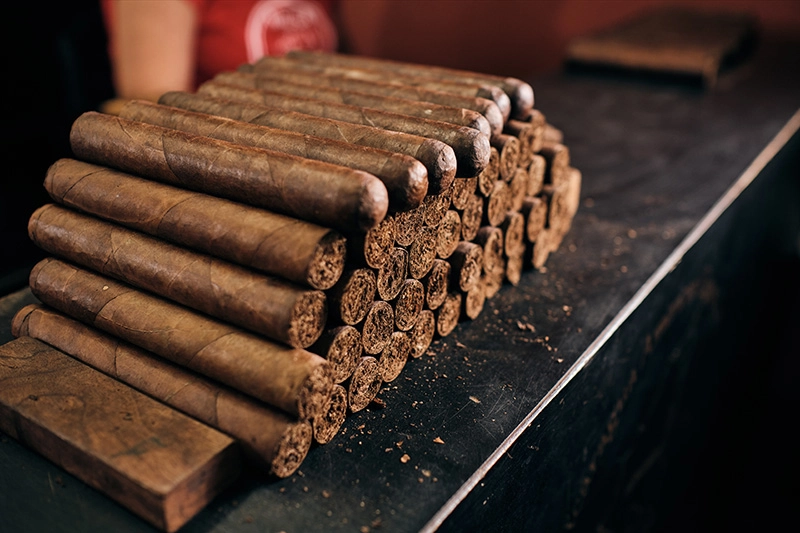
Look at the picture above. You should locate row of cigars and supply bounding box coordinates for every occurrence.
[0,51,580,532]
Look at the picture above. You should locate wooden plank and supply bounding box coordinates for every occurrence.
[0,336,241,532]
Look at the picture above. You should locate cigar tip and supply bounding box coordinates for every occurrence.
[357,175,390,232]
[11,304,40,338]
[423,140,457,194]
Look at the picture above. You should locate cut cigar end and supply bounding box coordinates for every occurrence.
[378,331,412,383]
[270,419,313,478]
[289,291,327,349]
[347,356,383,413]
[409,309,435,358]
[307,231,347,290]
[312,384,347,445]
[297,361,335,421]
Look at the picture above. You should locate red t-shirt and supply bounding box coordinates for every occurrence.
[103,0,338,89]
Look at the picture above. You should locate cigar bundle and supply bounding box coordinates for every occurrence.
[3,50,581,530]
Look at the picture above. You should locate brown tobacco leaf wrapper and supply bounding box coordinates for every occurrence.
[196,82,491,178]
[28,258,333,420]
[69,112,389,232]
[423,259,451,311]
[504,119,537,168]
[506,251,524,286]
[501,211,526,257]
[394,279,425,331]
[119,99,428,212]
[408,225,438,279]
[360,301,395,355]
[490,134,521,182]
[376,247,409,301]
[44,159,345,291]
[312,384,348,445]
[346,216,395,270]
[436,292,463,338]
[409,309,435,358]
[475,226,504,277]
[462,283,487,321]
[326,269,376,326]
[450,241,484,293]
[285,50,535,121]
[345,356,383,413]
[540,141,571,187]
[242,60,505,136]
[483,259,506,299]
[158,91,457,194]
[522,196,548,244]
[460,193,484,241]
[508,167,530,213]
[451,177,477,210]
[477,147,500,196]
[527,154,546,196]
[436,210,462,259]
[12,304,312,477]
[28,204,326,349]
[212,71,492,137]
[378,331,412,383]
[529,228,554,269]
[392,205,424,247]
[307,325,363,384]
[484,181,511,228]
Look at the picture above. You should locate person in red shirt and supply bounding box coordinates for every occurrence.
[100,0,339,112]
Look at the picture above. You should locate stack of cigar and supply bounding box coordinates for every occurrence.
[8,52,580,487]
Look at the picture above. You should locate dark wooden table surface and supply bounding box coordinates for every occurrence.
[1,32,799,533]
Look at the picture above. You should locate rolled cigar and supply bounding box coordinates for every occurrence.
[460,193,484,241]
[482,258,506,299]
[477,147,500,196]
[360,301,395,355]
[326,269,376,326]
[522,196,549,244]
[436,210,462,259]
[449,241,484,293]
[421,188,452,227]
[308,325,363,384]
[526,110,547,153]
[527,154,546,196]
[508,167,530,213]
[345,356,383,413]
[29,258,333,420]
[346,216,395,270]
[543,123,564,144]
[253,55,513,121]
[484,181,511,227]
[503,119,536,168]
[376,247,409,301]
[312,384,348,445]
[392,205,424,247]
[119,99,428,212]
[423,259,451,311]
[490,134,521,182]
[529,228,554,269]
[501,211,526,257]
[241,61,505,136]
[408,225,438,279]
[475,226,504,276]
[158,91,456,193]
[212,71,492,137]
[286,50,535,120]
[436,292,463,338]
[409,309,435,358]
[44,159,345,290]
[450,177,477,210]
[506,251,524,286]
[69,112,388,232]
[394,278,425,331]
[12,304,312,477]
[540,142,570,187]
[462,283,487,320]
[197,82,490,178]
[28,204,326,349]
[378,331,412,383]
[542,168,581,246]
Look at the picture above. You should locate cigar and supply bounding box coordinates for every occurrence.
[522,196,548,244]
[435,292,463,337]
[527,154,546,196]
[69,112,389,232]
[477,147,500,196]
[462,283,487,320]
[393,279,425,331]
[505,250,524,286]
[508,167,529,213]
[526,110,547,153]
[529,228,554,269]
[377,331,412,383]
[482,258,506,299]
[484,180,511,227]
[543,123,564,144]
[409,309,435,358]
[421,188,452,227]
[360,301,395,355]
[459,193,484,241]
[449,241,484,293]
[408,225,438,279]
[539,142,570,187]
[119,99,428,211]
[490,134,521,182]
[436,210,462,259]
[307,325,363,384]
[503,119,536,168]
[158,91,457,194]
[345,356,383,413]
[242,60,505,136]
[474,226,504,276]
[542,167,581,246]
[212,71,492,137]
[28,258,333,420]
[196,82,491,178]
[423,259,451,311]
[450,177,477,210]
[346,216,395,270]
[501,211,526,258]
[285,50,535,120]
[252,55,513,122]
[376,247,409,301]
[313,384,348,445]
[28,204,327,349]
[44,159,346,291]
[325,268,377,326]
[12,304,312,477]
[391,205,424,247]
